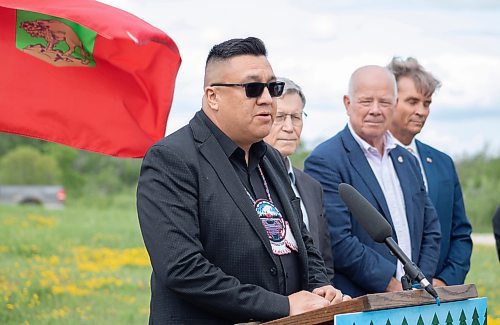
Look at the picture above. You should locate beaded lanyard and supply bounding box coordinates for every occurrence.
[243,164,272,204]
[243,164,298,255]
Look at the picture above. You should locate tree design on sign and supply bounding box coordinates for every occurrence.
[471,307,480,325]
[459,309,467,325]
[432,312,440,324]
[445,311,453,325]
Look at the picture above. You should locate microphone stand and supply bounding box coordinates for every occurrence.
[400,274,412,291]
[385,238,440,304]
[337,183,440,303]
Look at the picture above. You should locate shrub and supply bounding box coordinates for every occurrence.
[0,146,61,184]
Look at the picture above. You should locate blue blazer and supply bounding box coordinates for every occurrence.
[304,126,441,297]
[416,140,472,285]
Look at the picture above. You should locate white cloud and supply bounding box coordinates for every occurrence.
[99,0,500,158]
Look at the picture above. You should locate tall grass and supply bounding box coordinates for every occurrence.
[0,204,150,324]
[465,244,500,324]
[1,203,498,324]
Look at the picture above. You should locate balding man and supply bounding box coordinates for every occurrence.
[137,37,347,325]
[304,65,440,298]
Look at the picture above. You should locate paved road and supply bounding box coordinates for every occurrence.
[471,233,495,246]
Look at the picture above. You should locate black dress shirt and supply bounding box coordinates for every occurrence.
[200,111,301,294]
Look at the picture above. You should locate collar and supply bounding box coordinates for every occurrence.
[347,121,397,155]
[392,135,419,156]
[199,109,267,168]
[284,156,295,184]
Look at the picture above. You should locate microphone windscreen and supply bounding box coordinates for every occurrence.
[338,183,392,243]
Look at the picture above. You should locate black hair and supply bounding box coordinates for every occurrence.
[206,37,267,65]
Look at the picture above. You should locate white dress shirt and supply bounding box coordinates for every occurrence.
[285,157,310,230]
[348,123,412,282]
[393,136,428,191]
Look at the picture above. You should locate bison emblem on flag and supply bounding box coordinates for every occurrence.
[16,11,96,67]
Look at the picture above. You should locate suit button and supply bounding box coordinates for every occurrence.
[270,267,277,276]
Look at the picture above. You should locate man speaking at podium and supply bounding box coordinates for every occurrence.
[304,65,441,298]
[137,37,347,324]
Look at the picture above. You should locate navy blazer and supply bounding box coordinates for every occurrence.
[304,126,441,297]
[416,140,473,285]
[137,111,330,324]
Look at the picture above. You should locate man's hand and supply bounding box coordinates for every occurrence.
[385,277,403,292]
[288,290,329,316]
[312,285,351,304]
[432,278,447,287]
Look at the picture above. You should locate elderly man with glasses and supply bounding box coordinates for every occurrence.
[137,37,347,325]
[265,78,335,283]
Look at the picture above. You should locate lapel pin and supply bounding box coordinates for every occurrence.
[426,157,433,163]
[398,156,403,163]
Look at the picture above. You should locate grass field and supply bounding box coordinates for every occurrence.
[1,204,499,324]
[0,205,150,324]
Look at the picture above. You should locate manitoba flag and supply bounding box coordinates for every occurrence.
[0,0,181,157]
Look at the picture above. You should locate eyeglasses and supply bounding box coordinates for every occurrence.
[274,112,307,126]
[210,81,285,98]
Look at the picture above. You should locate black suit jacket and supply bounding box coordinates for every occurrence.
[137,111,330,324]
[293,167,335,282]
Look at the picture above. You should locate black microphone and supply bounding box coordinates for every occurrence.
[338,183,439,301]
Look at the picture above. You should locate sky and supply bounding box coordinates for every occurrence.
[101,0,500,159]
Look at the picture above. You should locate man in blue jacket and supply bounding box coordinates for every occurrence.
[304,65,441,298]
[387,57,473,286]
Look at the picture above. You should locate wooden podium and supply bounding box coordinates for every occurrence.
[260,284,486,325]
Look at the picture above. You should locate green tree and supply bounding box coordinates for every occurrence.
[457,151,500,232]
[0,133,46,156]
[432,313,440,324]
[401,317,408,325]
[0,146,61,184]
[459,309,466,325]
[290,141,311,170]
[445,311,453,325]
[417,315,424,325]
[44,143,86,196]
[471,307,480,325]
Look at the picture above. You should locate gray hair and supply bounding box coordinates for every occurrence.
[387,57,441,97]
[277,77,306,108]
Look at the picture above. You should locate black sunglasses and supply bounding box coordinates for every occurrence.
[210,81,285,98]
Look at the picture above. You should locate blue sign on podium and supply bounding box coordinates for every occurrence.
[335,297,487,325]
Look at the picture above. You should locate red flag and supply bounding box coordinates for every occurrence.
[0,0,181,157]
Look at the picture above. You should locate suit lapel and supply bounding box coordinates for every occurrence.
[341,127,392,222]
[389,147,416,244]
[262,155,308,265]
[294,170,320,244]
[189,113,275,259]
[416,140,438,203]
